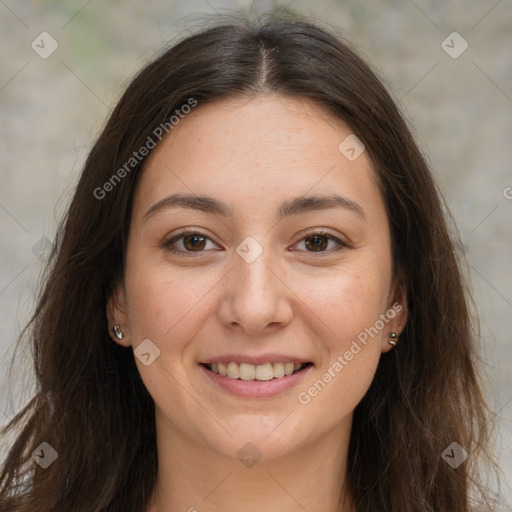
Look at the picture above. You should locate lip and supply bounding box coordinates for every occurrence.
[200,354,312,365]
[199,362,313,398]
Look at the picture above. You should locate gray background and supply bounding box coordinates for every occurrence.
[0,0,511,505]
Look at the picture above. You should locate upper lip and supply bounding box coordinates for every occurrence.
[200,354,312,365]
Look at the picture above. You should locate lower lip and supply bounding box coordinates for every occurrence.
[199,364,312,398]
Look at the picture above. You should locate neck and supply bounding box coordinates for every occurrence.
[147,410,356,512]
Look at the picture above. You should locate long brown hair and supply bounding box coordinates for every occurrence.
[0,8,503,512]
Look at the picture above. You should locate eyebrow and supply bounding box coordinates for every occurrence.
[143,193,366,222]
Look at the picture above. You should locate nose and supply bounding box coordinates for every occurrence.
[216,246,293,336]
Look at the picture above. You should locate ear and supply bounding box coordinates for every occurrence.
[381,273,408,353]
[106,281,131,347]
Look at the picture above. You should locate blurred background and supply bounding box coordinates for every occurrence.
[0,0,511,505]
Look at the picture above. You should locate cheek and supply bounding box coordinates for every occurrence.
[292,256,390,404]
[295,270,386,419]
[123,268,209,397]
[296,258,391,345]
[123,257,220,355]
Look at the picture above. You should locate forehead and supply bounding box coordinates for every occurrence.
[133,93,385,227]
[147,93,354,164]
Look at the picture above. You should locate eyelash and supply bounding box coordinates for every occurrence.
[162,228,350,257]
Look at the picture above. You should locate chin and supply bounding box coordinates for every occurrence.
[208,414,312,462]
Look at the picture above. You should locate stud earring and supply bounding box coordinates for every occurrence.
[112,325,124,340]
[389,332,398,346]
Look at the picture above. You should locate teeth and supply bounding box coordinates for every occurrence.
[227,362,239,379]
[272,362,285,378]
[239,363,255,380]
[207,361,307,380]
[255,363,273,381]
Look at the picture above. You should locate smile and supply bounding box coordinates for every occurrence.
[199,360,313,398]
[203,361,311,380]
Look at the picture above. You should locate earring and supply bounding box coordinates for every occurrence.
[389,332,398,346]
[112,325,124,340]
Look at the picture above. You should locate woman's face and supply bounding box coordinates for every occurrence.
[109,93,407,460]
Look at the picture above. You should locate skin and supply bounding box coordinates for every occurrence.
[107,93,408,512]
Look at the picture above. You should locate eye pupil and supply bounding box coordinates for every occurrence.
[184,234,206,251]
[305,235,328,251]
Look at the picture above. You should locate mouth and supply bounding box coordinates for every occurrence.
[201,361,313,381]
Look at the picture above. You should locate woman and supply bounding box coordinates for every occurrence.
[0,8,503,512]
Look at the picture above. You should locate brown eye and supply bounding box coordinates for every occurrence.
[163,229,348,257]
[182,234,207,251]
[293,230,348,254]
[304,234,329,252]
[164,231,220,255]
